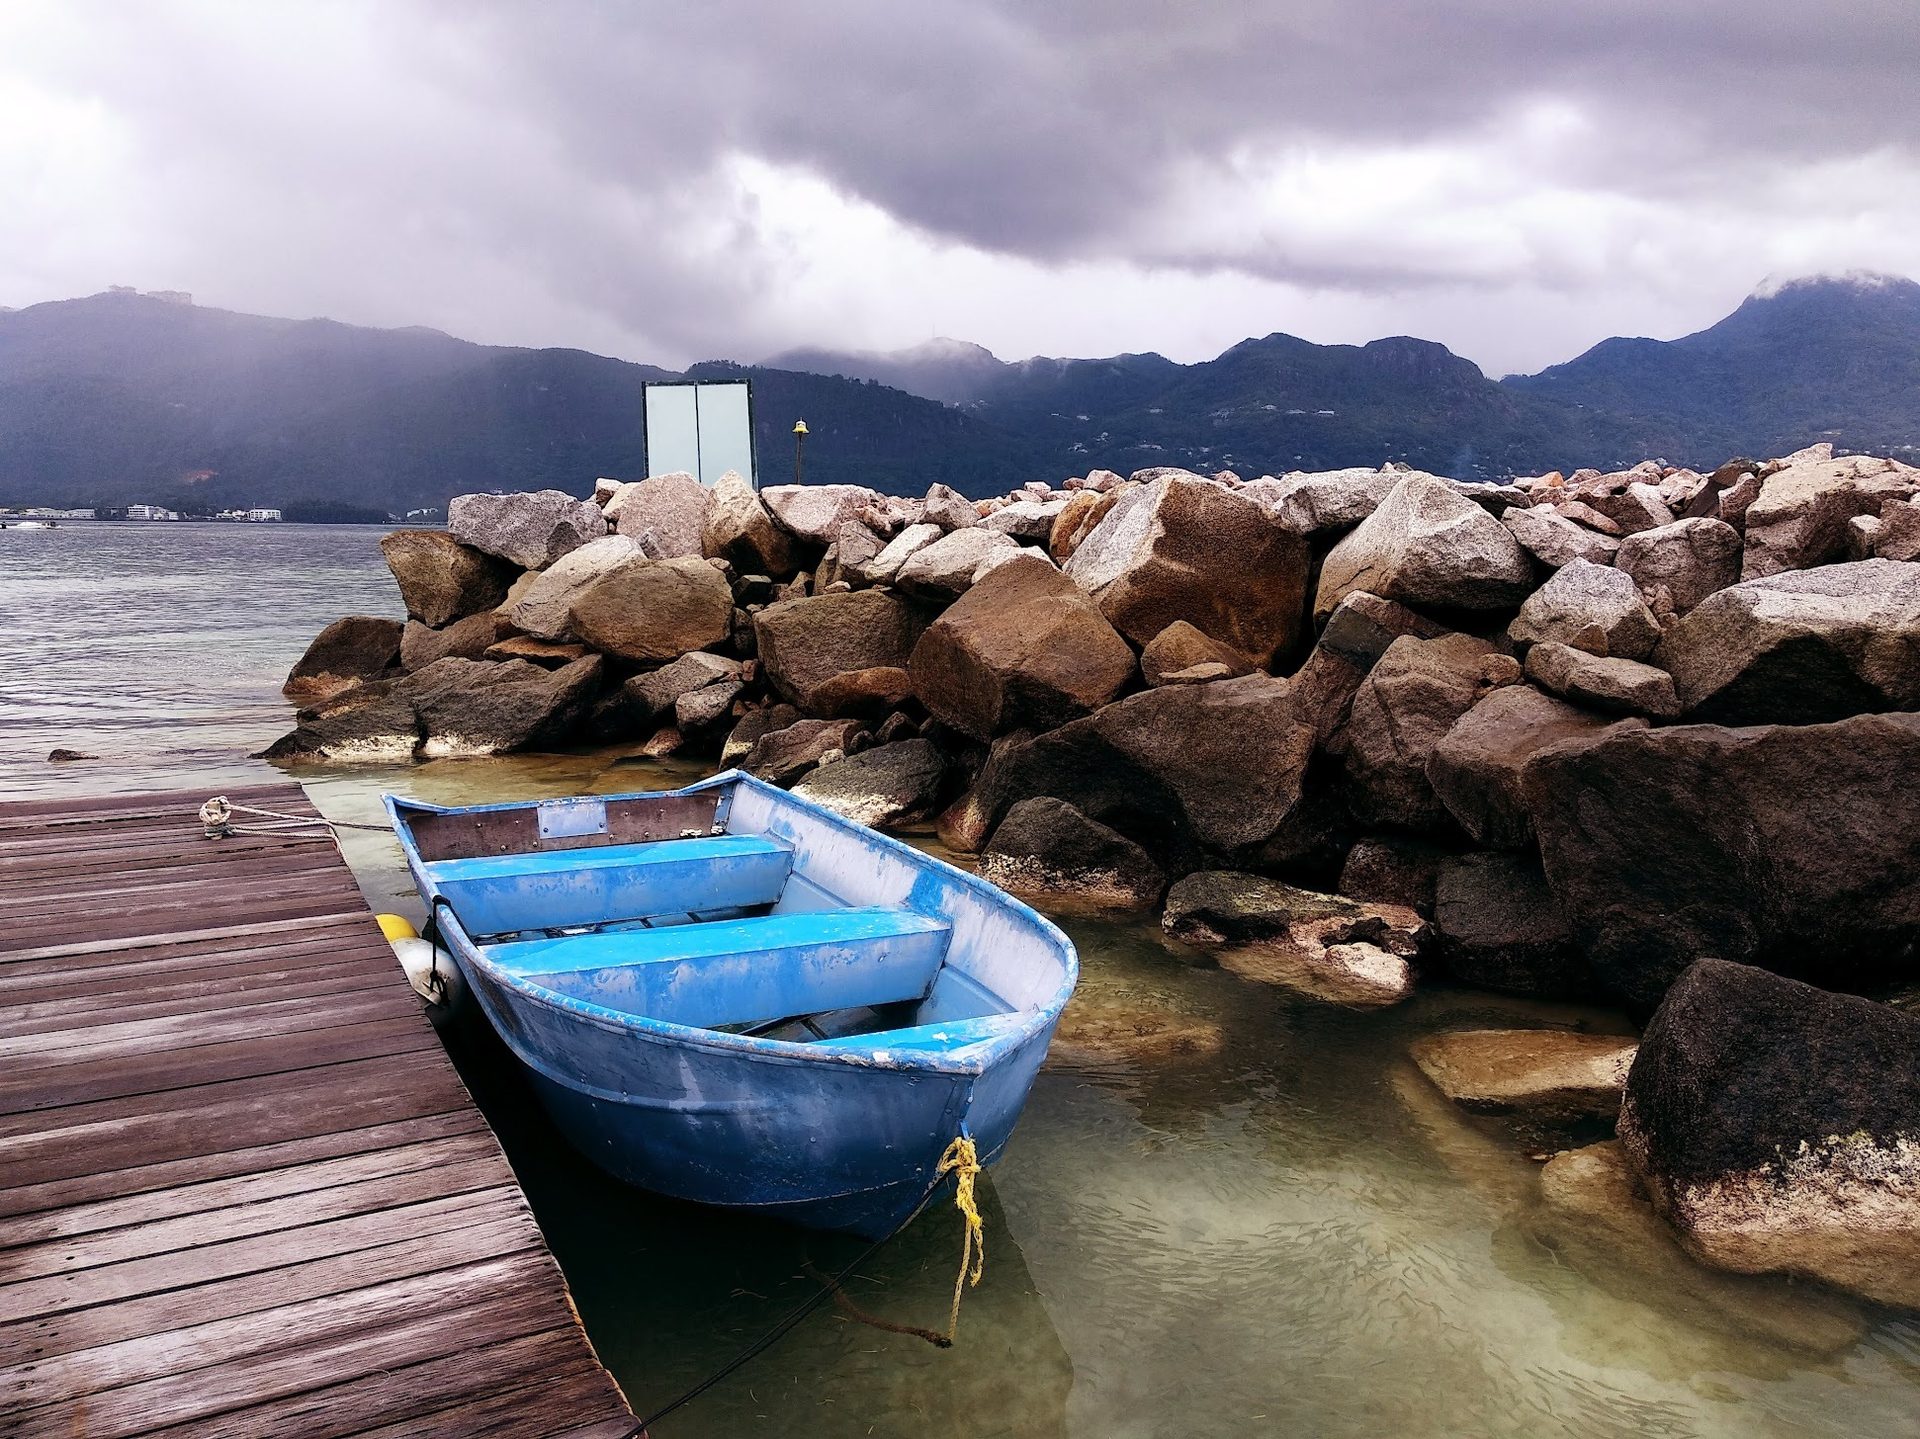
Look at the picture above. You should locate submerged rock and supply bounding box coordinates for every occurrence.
[282,616,403,704]
[1410,1029,1634,1122]
[379,530,517,628]
[978,797,1166,909]
[1621,960,1920,1311]
[448,489,605,570]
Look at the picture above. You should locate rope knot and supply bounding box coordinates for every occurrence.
[199,795,234,838]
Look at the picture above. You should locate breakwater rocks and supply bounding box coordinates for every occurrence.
[275,448,1920,1309]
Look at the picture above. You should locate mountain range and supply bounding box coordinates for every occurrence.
[2,274,1917,514]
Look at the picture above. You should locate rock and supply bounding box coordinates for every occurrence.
[761,483,883,545]
[893,527,1021,601]
[983,499,1066,541]
[1340,634,1517,832]
[1164,871,1423,1008]
[568,555,735,662]
[1139,621,1253,687]
[804,666,914,720]
[1620,960,1920,1310]
[921,483,979,530]
[399,612,512,672]
[1524,713,1920,1008]
[1874,496,1920,561]
[848,522,940,586]
[789,739,947,829]
[1428,684,1644,849]
[754,590,932,714]
[978,797,1166,909]
[1654,559,1920,724]
[1506,559,1660,659]
[379,531,516,627]
[1554,500,1625,536]
[620,651,743,720]
[404,655,603,759]
[1848,512,1885,560]
[503,535,644,639]
[1315,591,1449,664]
[1500,505,1622,568]
[1613,517,1741,615]
[742,718,868,785]
[1741,452,1920,578]
[260,685,422,763]
[282,616,403,704]
[719,705,796,767]
[46,749,97,762]
[447,490,605,570]
[1411,1029,1635,1122]
[934,730,1036,853]
[606,471,710,558]
[675,679,744,732]
[1430,852,1594,998]
[481,636,592,668]
[1337,835,1448,916]
[979,674,1318,865]
[909,554,1136,740]
[1045,1002,1225,1070]
[701,471,796,576]
[592,477,623,507]
[1064,474,1311,664]
[1717,471,1763,529]
[1240,465,1410,533]
[1047,490,1104,562]
[1314,475,1534,621]
[1583,483,1674,535]
[1523,642,1680,719]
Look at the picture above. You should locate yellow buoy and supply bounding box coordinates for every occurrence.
[374,913,418,943]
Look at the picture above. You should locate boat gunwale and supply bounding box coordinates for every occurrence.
[383,769,1078,1078]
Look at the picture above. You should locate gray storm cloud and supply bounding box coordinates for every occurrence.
[3,0,1919,373]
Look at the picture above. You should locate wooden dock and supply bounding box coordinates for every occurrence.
[0,782,635,1438]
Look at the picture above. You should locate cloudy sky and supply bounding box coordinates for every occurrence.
[5,1,1919,376]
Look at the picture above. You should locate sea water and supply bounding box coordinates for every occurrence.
[5,521,1916,1437]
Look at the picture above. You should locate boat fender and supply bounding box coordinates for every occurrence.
[374,914,466,1015]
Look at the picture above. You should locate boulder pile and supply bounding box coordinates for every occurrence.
[273,445,1920,1309]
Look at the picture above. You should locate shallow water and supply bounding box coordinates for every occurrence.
[5,523,1918,1437]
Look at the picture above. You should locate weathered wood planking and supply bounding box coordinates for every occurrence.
[0,782,633,1438]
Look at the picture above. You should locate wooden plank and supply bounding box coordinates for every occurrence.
[0,910,375,965]
[0,955,397,1036]
[0,917,378,989]
[0,1209,541,1368]
[0,939,393,1008]
[0,987,416,1066]
[346,1380,638,1439]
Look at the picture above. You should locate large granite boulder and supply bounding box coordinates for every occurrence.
[761,483,882,546]
[1162,871,1425,1008]
[606,471,710,558]
[282,616,404,704]
[1524,713,1920,1007]
[505,534,644,640]
[1522,642,1680,719]
[1427,684,1643,849]
[702,471,795,576]
[1430,851,1593,998]
[448,490,605,570]
[405,655,603,758]
[909,554,1136,740]
[398,612,513,672]
[1741,450,1920,578]
[921,482,979,530]
[978,797,1166,910]
[1620,960,1920,1310]
[619,651,742,720]
[1500,505,1620,568]
[893,526,1021,601]
[1654,559,1920,725]
[1139,621,1255,688]
[1614,517,1741,615]
[1506,559,1660,659]
[984,499,1067,542]
[259,683,421,763]
[963,674,1317,867]
[1241,465,1416,534]
[790,739,947,829]
[1872,495,1920,561]
[569,555,734,662]
[845,522,940,587]
[1064,474,1311,664]
[379,530,516,627]
[1340,633,1518,832]
[754,589,932,714]
[1411,1029,1635,1122]
[741,717,866,785]
[1313,475,1533,621]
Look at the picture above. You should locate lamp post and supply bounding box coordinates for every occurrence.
[793,419,808,485]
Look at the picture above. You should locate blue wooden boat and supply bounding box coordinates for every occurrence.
[385,770,1077,1238]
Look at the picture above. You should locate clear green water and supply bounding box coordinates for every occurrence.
[5,523,1918,1437]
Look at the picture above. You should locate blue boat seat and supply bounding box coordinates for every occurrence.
[487,907,952,1031]
[809,1013,1022,1055]
[427,834,793,935]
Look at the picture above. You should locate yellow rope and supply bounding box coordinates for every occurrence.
[934,1134,985,1345]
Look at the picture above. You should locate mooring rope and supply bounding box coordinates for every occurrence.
[197,794,388,841]
[626,1132,987,1436]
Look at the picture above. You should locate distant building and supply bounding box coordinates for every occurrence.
[246,508,283,522]
[125,504,182,521]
